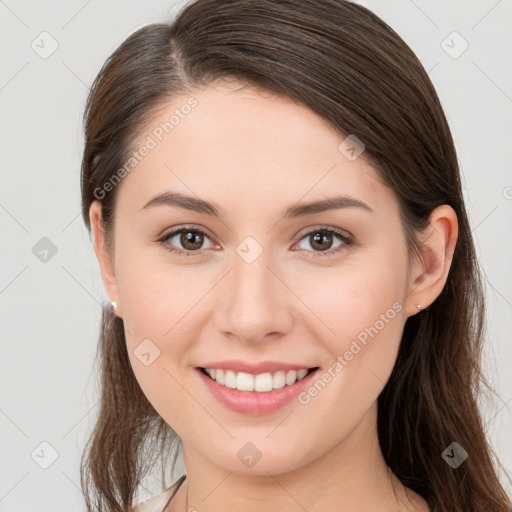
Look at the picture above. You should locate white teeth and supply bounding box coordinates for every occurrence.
[204,367,312,392]
[285,370,298,385]
[236,371,255,391]
[215,369,225,385]
[254,372,273,392]
[224,370,237,389]
[297,369,308,380]
[273,371,286,389]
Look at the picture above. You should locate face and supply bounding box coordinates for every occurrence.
[92,79,421,476]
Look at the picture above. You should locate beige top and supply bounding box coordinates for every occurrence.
[132,474,186,512]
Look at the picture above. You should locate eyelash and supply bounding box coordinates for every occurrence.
[157,225,355,259]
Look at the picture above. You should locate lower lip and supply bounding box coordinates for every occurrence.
[196,367,319,415]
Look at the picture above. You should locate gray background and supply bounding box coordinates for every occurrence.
[1,0,511,510]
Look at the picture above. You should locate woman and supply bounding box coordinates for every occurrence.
[79,0,512,510]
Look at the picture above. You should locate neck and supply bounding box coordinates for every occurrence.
[170,405,420,512]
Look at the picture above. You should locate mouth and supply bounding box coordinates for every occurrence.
[196,365,321,415]
[196,366,320,416]
[198,366,320,392]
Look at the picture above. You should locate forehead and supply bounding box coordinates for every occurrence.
[117,79,396,219]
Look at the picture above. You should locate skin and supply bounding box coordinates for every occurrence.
[89,78,458,512]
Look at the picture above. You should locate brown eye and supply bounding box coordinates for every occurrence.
[179,230,205,251]
[295,227,353,257]
[309,231,335,251]
[160,227,216,255]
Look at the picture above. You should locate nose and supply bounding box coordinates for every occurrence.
[213,253,295,344]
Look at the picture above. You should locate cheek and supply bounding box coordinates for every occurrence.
[120,270,198,420]
[115,241,199,339]
[113,247,194,395]
[294,249,407,339]
[292,249,407,399]
[116,249,222,407]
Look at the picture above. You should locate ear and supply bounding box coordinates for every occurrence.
[89,200,122,317]
[405,204,458,317]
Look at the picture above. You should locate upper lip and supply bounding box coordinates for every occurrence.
[198,360,317,374]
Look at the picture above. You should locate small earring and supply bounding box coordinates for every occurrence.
[416,304,422,311]
[111,301,118,310]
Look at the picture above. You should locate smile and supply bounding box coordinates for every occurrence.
[201,367,317,392]
[197,366,321,415]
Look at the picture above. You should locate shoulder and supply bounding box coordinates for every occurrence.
[132,474,187,512]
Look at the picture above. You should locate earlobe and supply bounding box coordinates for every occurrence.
[89,200,122,316]
[406,205,458,317]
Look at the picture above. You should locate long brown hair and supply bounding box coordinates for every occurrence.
[79,1,512,510]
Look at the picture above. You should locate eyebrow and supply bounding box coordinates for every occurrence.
[140,191,374,218]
